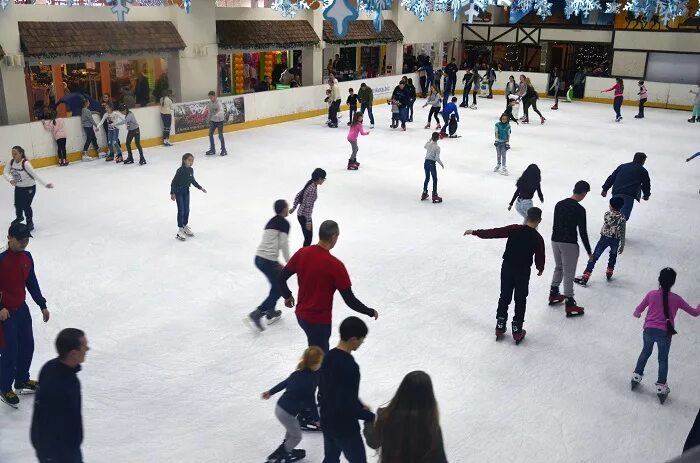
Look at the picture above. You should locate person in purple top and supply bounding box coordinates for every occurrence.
[631,268,700,402]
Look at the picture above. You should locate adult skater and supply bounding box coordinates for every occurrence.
[247,199,291,331]
[406,78,417,122]
[328,79,341,128]
[4,146,54,231]
[357,83,375,129]
[439,96,459,138]
[601,152,651,221]
[460,69,473,108]
[487,64,497,98]
[160,89,174,146]
[508,164,544,222]
[505,75,518,108]
[170,153,207,241]
[290,168,326,247]
[31,328,88,462]
[444,58,458,97]
[469,68,481,109]
[601,78,624,122]
[423,84,442,130]
[549,69,560,110]
[115,104,147,165]
[80,98,99,161]
[279,220,378,353]
[631,268,700,403]
[464,207,545,343]
[421,132,444,203]
[320,316,375,462]
[391,81,410,131]
[635,80,647,119]
[0,223,50,408]
[549,181,592,317]
[522,78,545,124]
[206,90,227,156]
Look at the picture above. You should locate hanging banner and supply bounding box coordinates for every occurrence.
[173,96,245,134]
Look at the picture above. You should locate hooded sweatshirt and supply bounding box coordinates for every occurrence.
[599,210,626,252]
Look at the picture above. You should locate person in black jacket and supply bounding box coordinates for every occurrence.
[320,317,374,463]
[31,328,88,463]
[406,78,417,122]
[684,408,700,453]
[134,68,150,107]
[170,153,207,241]
[601,152,651,221]
[444,58,458,97]
[391,82,411,131]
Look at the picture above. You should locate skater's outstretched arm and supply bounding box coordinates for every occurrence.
[602,166,620,195]
[676,297,700,317]
[633,293,651,318]
[339,288,377,319]
[687,152,700,162]
[467,225,518,239]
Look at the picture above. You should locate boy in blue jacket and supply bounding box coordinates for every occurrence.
[440,97,459,139]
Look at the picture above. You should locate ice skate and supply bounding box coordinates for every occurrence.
[266,444,285,462]
[549,288,566,305]
[297,408,321,432]
[512,322,526,345]
[220,150,228,157]
[469,104,477,110]
[401,125,406,131]
[565,298,585,317]
[634,114,643,119]
[164,139,173,146]
[183,226,194,237]
[98,151,107,159]
[421,191,429,201]
[123,155,134,165]
[273,449,306,462]
[432,193,443,203]
[115,154,123,163]
[551,104,558,110]
[81,151,94,162]
[139,157,147,165]
[631,373,643,390]
[27,222,34,232]
[495,318,506,340]
[14,380,37,394]
[606,267,614,281]
[521,118,529,124]
[499,166,509,176]
[347,159,359,171]
[105,154,114,162]
[0,391,19,409]
[656,383,670,404]
[435,124,441,130]
[205,150,216,156]
[540,117,546,124]
[493,164,501,172]
[616,116,623,122]
[370,124,374,129]
[688,116,696,123]
[574,271,591,287]
[265,309,282,325]
[176,228,187,241]
[424,123,431,129]
[246,310,265,332]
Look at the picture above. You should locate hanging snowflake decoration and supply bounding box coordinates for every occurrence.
[0,0,10,10]
[534,0,552,17]
[657,0,688,24]
[513,0,535,11]
[272,0,300,17]
[565,0,602,18]
[402,0,432,21]
[360,0,391,31]
[139,0,164,5]
[110,0,133,21]
[604,0,620,13]
[623,0,656,19]
[433,0,450,11]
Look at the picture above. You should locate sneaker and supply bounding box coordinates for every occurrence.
[499,166,509,176]
[246,311,265,332]
[14,380,37,394]
[81,152,94,162]
[266,310,283,325]
[0,390,19,408]
[183,226,194,237]
[493,164,501,172]
[176,228,187,241]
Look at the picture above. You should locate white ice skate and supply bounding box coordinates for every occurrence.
[164,139,173,146]
[81,152,94,162]
[176,228,187,241]
[183,226,194,237]
[656,383,670,404]
[493,164,501,172]
[631,373,643,390]
[469,104,478,110]
[500,166,509,176]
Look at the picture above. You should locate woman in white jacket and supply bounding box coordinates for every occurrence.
[4,146,54,231]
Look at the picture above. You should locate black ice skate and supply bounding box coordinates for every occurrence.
[512,322,526,345]
[205,150,216,156]
[139,157,147,165]
[266,310,282,325]
[220,150,228,157]
[271,449,306,462]
[0,390,19,409]
[631,373,642,390]
[432,193,443,203]
[266,444,285,462]
[656,383,670,404]
[14,380,37,394]
[606,267,614,281]
[495,318,506,340]
[297,408,321,432]
[347,159,359,171]
[123,155,134,165]
[574,272,591,287]
[246,311,265,332]
[115,154,123,163]
[565,298,585,317]
[549,287,566,305]
[421,191,429,201]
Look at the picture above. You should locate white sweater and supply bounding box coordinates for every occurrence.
[4,159,49,188]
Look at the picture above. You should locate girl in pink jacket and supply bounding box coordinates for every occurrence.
[346,112,369,170]
[631,267,700,402]
[601,78,624,122]
[42,111,68,166]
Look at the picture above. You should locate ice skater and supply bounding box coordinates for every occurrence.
[631,268,700,404]
[206,90,227,155]
[504,99,519,124]
[421,132,444,203]
[4,146,54,231]
[601,78,625,122]
[347,113,369,170]
[505,75,518,108]
[115,105,146,165]
[469,67,481,109]
[522,78,545,124]
[407,78,417,122]
[439,97,459,139]
[463,207,545,344]
[635,80,647,119]
[460,69,474,108]
[170,153,207,241]
[80,99,99,161]
[160,89,174,146]
[549,181,592,317]
[96,103,123,162]
[388,97,400,129]
[688,84,700,123]
[42,110,68,166]
[346,88,358,126]
[494,114,511,175]
[290,168,325,247]
[423,84,442,130]
[262,346,324,463]
[550,68,560,110]
[601,152,651,221]
[508,164,544,222]
[357,83,375,129]
[574,197,626,286]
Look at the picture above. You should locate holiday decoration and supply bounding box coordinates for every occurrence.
[656,0,688,23]
[184,0,192,13]
[364,0,392,31]
[513,0,534,11]
[272,0,300,17]
[323,0,358,37]
[564,0,601,18]
[604,0,621,13]
[534,0,552,17]
[401,0,431,21]
[0,0,9,10]
[110,0,133,21]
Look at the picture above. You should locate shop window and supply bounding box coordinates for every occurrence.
[222,51,298,94]
[360,46,380,78]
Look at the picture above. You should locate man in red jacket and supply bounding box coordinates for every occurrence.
[0,223,50,408]
[280,220,378,353]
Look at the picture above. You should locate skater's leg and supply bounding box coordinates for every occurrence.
[423,160,431,192]
[559,242,580,298]
[430,162,438,195]
[584,237,608,273]
[337,431,367,463]
[0,310,20,392]
[322,433,343,463]
[57,138,67,162]
[367,105,375,125]
[440,114,449,134]
[472,91,477,106]
[275,405,303,453]
[613,194,634,220]
[182,190,190,227]
[13,305,34,386]
[531,101,543,118]
[175,189,186,228]
[256,256,282,313]
[550,242,564,289]
[24,187,36,227]
[125,130,134,159]
[296,316,331,353]
[208,122,216,151]
[161,114,171,141]
[607,238,620,270]
[614,96,623,118]
[216,122,226,152]
[14,187,25,223]
[656,331,672,384]
[497,143,507,167]
[298,215,313,247]
[512,267,531,324]
[134,129,144,158]
[349,140,358,162]
[497,263,516,321]
[634,328,655,376]
[83,127,93,152]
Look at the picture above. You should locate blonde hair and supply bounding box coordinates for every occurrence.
[297,346,324,371]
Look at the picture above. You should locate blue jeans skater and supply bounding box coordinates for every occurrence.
[0,304,35,393]
[585,235,620,273]
[634,328,672,384]
[208,121,226,154]
[175,187,190,228]
[253,256,282,317]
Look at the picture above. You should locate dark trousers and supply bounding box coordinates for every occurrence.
[523,98,543,119]
[297,315,331,353]
[428,106,440,124]
[398,107,408,127]
[496,262,531,324]
[0,304,34,392]
[585,235,620,273]
[419,76,427,96]
[14,186,36,225]
[175,188,190,228]
[82,127,99,152]
[126,128,144,159]
[330,100,340,126]
[488,79,494,97]
[472,90,477,105]
[208,121,225,152]
[461,86,470,105]
[634,327,672,384]
[255,256,281,314]
[360,103,374,125]
[348,105,357,123]
[613,194,635,220]
[38,454,83,463]
[613,96,623,118]
[638,98,647,117]
[298,215,313,247]
[322,431,367,463]
[161,113,172,139]
[684,409,700,452]
[408,100,415,120]
[423,159,437,194]
[56,138,67,161]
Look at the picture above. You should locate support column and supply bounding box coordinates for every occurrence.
[386,43,403,76]
[303,9,324,86]
[52,65,67,117]
[100,62,111,97]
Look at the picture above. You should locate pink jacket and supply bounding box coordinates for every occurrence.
[347,123,369,142]
[603,83,624,98]
[42,119,67,140]
[638,85,648,100]
[633,289,700,331]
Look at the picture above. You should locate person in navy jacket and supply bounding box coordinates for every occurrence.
[31,328,88,463]
[601,152,651,221]
[0,222,50,407]
[440,97,460,138]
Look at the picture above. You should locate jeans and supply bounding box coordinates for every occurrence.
[495,142,507,167]
[297,215,313,247]
[638,98,647,117]
[360,103,374,125]
[553,87,559,105]
[296,315,332,353]
[349,140,359,162]
[613,194,635,220]
[585,235,620,273]
[423,159,437,194]
[255,256,281,314]
[329,100,340,126]
[399,106,408,126]
[428,107,440,125]
[634,328,672,384]
[497,262,531,324]
[107,128,122,156]
[208,121,225,152]
[514,198,533,222]
[322,431,367,463]
[349,106,357,123]
[551,241,580,298]
[126,128,143,159]
[0,304,34,392]
[14,186,36,225]
[461,86,470,105]
[56,138,67,162]
[175,187,190,228]
[408,100,415,120]
[161,113,172,139]
[82,126,99,152]
[613,96,623,118]
[275,405,303,453]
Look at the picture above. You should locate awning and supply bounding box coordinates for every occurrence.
[18,21,186,59]
[217,20,320,50]
[323,20,404,45]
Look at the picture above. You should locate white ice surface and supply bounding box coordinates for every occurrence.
[0,97,698,463]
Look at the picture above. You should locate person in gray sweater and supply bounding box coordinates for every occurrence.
[115,105,146,165]
[206,91,227,156]
[80,99,98,162]
[421,132,444,203]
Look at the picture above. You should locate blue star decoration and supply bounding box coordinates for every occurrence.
[183,0,192,14]
[110,0,133,22]
[323,0,358,38]
[0,0,9,10]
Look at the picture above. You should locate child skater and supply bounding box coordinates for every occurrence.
[324,89,332,125]
[346,88,358,126]
[508,164,544,222]
[4,146,54,231]
[423,84,442,130]
[631,268,700,403]
[347,112,369,170]
[463,207,545,344]
[170,153,207,241]
[635,80,647,119]
[494,114,511,175]
[421,132,444,203]
[601,77,624,122]
[504,99,519,125]
[574,196,626,286]
[439,96,459,139]
[115,104,147,165]
[97,103,124,162]
[388,97,400,129]
[42,110,68,166]
[689,84,700,123]
[289,168,326,247]
[262,346,324,463]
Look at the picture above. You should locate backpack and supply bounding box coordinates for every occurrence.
[10,159,34,181]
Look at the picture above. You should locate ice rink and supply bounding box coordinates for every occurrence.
[0,95,699,463]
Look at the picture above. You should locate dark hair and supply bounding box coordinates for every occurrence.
[527,207,542,221]
[56,328,85,360]
[516,164,541,192]
[339,316,368,341]
[119,103,129,113]
[208,91,216,97]
[82,98,90,108]
[616,78,624,92]
[659,268,677,335]
[451,97,457,102]
[609,197,624,211]
[633,152,647,163]
[360,83,367,87]
[573,180,591,195]
[349,88,354,92]
[373,371,440,463]
[638,80,644,85]
[274,199,288,214]
[431,132,439,142]
[12,145,27,160]
[319,220,339,241]
[181,153,194,166]
[296,168,326,202]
